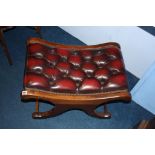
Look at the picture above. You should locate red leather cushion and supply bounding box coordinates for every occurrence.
[24,43,128,93]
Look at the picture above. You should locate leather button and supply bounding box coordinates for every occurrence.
[46,53,60,65]
[27,57,45,72]
[82,62,96,74]
[106,48,120,59]
[28,43,45,54]
[105,74,127,88]
[57,48,70,59]
[24,73,49,90]
[93,54,108,66]
[95,68,110,80]
[51,78,76,91]
[79,78,101,92]
[69,69,86,81]
[95,50,104,55]
[44,67,62,80]
[68,55,81,67]
[81,50,92,60]
[108,59,124,72]
[56,62,71,74]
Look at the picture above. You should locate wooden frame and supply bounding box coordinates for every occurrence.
[21,38,131,119]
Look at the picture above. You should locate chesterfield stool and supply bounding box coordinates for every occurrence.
[21,37,131,119]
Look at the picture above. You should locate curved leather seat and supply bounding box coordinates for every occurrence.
[21,38,131,119]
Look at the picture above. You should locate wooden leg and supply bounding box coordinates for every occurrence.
[34,26,42,38]
[32,104,69,119]
[0,30,13,65]
[32,100,111,119]
[84,104,111,119]
[103,105,111,118]
[35,97,39,112]
[134,117,155,129]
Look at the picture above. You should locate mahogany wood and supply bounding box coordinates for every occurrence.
[21,37,131,119]
[21,89,130,119]
[27,37,121,50]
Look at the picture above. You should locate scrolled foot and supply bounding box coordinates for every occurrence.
[94,111,111,119]
[84,104,112,119]
[32,112,45,119]
[32,104,69,119]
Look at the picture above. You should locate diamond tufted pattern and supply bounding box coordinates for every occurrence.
[24,42,128,94]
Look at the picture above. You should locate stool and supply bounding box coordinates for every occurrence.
[21,37,131,119]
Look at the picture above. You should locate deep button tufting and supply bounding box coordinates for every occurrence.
[95,68,110,81]
[30,51,44,58]
[82,62,96,74]
[79,78,101,92]
[51,78,77,92]
[24,73,49,90]
[48,48,57,55]
[45,53,60,66]
[56,62,71,74]
[68,55,81,67]
[27,57,45,72]
[43,67,62,80]
[71,51,79,55]
[93,54,108,66]
[68,69,86,82]
[105,48,121,59]
[28,44,54,58]
[28,43,46,54]
[81,50,92,60]
[95,50,104,55]
[25,43,128,94]
[57,48,70,59]
[108,59,124,73]
[104,74,127,89]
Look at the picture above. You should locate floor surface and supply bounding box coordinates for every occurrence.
[0,26,153,128]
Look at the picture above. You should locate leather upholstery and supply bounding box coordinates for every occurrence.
[24,43,128,94]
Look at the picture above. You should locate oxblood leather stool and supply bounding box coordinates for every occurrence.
[21,37,131,119]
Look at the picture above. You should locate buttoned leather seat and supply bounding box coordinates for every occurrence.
[21,38,131,119]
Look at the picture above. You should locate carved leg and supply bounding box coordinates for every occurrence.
[0,30,13,65]
[84,104,111,119]
[32,99,69,119]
